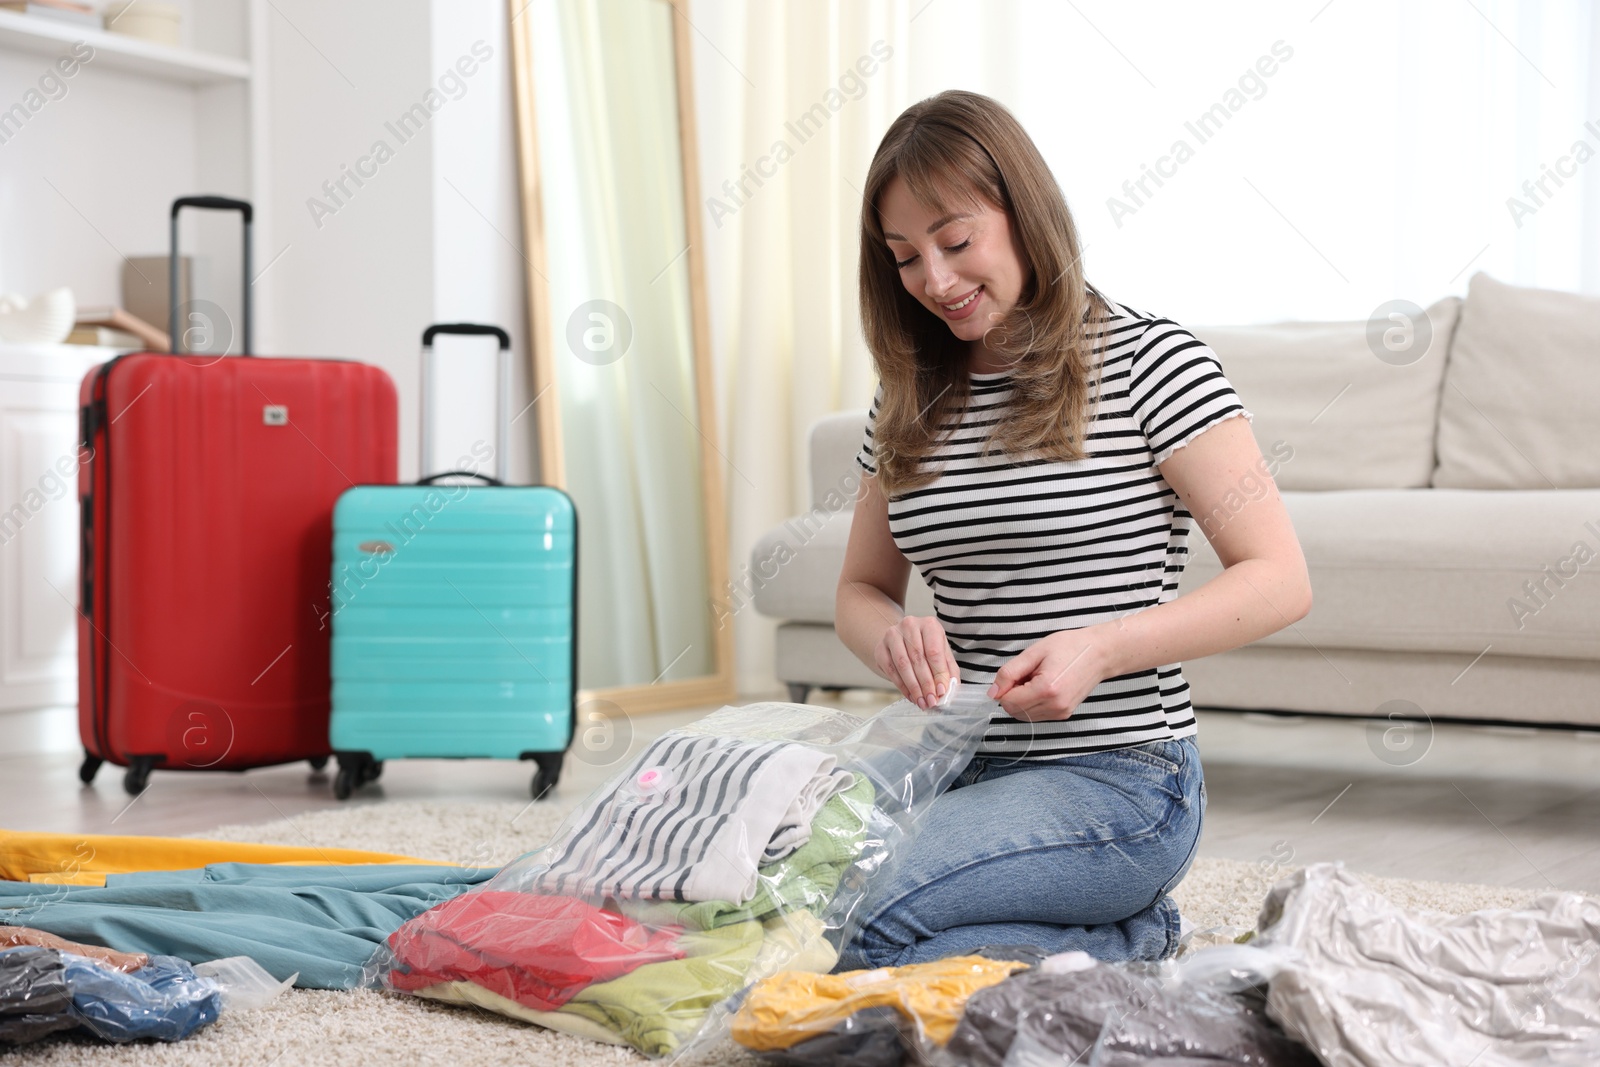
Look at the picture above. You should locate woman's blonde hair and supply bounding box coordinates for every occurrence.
[859,89,1108,495]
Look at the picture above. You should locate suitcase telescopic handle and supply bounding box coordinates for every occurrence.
[169,196,253,356]
[423,323,509,348]
[417,470,505,486]
[420,323,513,484]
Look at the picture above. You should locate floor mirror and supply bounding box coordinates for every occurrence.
[507,0,735,716]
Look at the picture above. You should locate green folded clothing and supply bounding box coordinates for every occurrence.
[557,920,766,1057]
[558,780,876,1055]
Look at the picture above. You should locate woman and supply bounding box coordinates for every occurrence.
[834,90,1312,969]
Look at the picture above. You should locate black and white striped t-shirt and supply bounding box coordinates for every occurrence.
[536,732,851,903]
[855,294,1252,759]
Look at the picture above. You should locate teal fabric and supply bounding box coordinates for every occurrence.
[0,864,494,990]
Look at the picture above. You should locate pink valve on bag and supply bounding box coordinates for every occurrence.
[636,767,670,793]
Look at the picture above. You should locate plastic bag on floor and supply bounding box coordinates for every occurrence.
[365,694,998,1059]
[1252,862,1600,1067]
[54,953,221,1043]
[0,947,291,1049]
[732,953,1035,1065]
[939,946,1316,1067]
[192,955,298,1011]
[0,947,289,1045]
[0,946,75,1044]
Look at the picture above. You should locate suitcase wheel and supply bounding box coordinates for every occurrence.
[122,757,154,797]
[308,755,329,772]
[78,754,103,785]
[530,753,563,801]
[333,754,381,800]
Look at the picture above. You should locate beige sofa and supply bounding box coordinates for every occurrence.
[750,273,1600,729]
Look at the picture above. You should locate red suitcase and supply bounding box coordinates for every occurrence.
[77,196,398,795]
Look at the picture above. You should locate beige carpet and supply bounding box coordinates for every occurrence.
[2,800,1559,1066]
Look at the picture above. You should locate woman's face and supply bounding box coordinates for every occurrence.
[878,175,1031,350]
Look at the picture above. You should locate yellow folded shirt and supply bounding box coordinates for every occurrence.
[0,828,446,885]
[732,955,1029,1051]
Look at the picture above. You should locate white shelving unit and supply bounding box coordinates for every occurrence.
[0,345,124,711]
[0,9,248,83]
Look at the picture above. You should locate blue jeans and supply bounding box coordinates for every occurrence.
[838,736,1206,970]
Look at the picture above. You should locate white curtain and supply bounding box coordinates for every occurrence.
[532,0,712,689]
[687,0,1600,694]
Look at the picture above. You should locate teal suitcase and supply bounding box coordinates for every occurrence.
[328,324,576,800]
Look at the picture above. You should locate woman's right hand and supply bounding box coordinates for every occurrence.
[875,616,956,709]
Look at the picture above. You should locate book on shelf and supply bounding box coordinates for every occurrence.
[0,1,100,27]
[67,326,144,349]
[122,255,190,339]
[75,306,170,352]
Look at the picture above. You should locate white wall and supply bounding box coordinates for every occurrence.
[256,0,435,475]
[427,0,534,485]
[0,50,200,309]
[257,0,531,483]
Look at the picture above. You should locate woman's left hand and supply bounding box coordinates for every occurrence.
[987,627,1113,721]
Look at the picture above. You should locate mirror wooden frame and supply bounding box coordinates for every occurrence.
[506,0,736,714]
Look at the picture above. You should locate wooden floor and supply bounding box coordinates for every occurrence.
[5,691,1598,894]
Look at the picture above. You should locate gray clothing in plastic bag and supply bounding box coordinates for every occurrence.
[0,946,74,1044]
[1255,862,1600,1067]
[0,947,288,1046]
[947,951,1315,1067]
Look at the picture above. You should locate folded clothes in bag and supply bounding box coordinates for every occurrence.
[622,776,875,931]
[732,956,1031,1053]
[367,697,999,1059]
[406,911,838,1054]
[1253,862,1600,1067]
[537,732,855,905]
[387,892,685,1008]
[0,946,75,1044]
[0,947,220,1044]
[412,980,634,1046]
[59,953,221,1043]
[763,765,859,863]
[748,1005,906,1067]
[947,953,1317,1067]
[558,919,768,1056]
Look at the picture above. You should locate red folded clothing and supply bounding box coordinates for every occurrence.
[387,891,684,1009]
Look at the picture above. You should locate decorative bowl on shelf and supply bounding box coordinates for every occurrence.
[103,0,180,46]
[0,288,75,344]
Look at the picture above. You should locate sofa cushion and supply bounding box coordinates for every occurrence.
[774,622,890,691]
[756,488,1600,662]
[809,411,870,510]
[1181,646,1600,726]
[749,507,935,625]
[1191,297,1459,491]
[1177,489,1600,661]
[1433,273,1600,489]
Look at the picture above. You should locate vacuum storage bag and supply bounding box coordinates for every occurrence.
[0,948,289,1045]
[733,952,1035,1064]
[365,694,1000,1058]
[1251,862,1600,1067]
[979,948,1318,1067]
